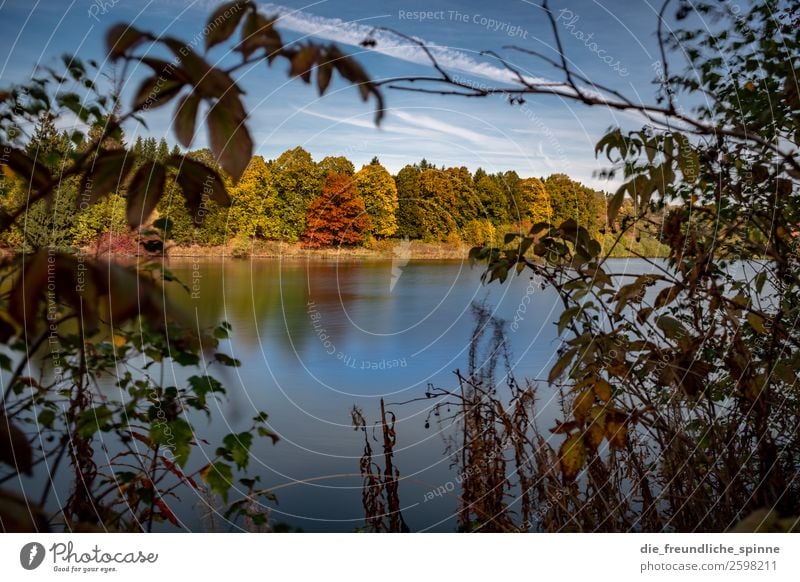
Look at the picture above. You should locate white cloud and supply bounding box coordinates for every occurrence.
[259,2,555,88]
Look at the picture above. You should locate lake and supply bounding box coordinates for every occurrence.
[4,256,666,532]
[149,257,659,532]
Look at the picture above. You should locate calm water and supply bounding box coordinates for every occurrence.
[8,257,667,531]
[155,257,658,532]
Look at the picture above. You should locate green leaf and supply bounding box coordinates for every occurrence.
[202,461,233,504]
[80,150,136,204]
[257,426,280,444]
[150,418,193,467]
[223,432,253,470]
[747,312,768,334]
[606,184,627,225]
[37,409,56,428]
[106,24,152,60]
[77,405,113,438]
[214,353,241,367]
[188,376,225,405]
[656,315,687,341]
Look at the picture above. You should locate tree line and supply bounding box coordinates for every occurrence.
[1,112,663,253]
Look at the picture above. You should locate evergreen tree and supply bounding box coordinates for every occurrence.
[395,165,423,238]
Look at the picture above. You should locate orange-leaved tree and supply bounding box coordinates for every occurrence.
[303,173,370,247]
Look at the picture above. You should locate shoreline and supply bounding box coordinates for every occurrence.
[155,240,472,260]
[1,239,668,261]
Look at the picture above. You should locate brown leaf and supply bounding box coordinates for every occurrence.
[559,432,586,481]
[0,417,33,475]
[79,149,136,204]
[167,155,230,220]
[604,411,628,448]
[106,24,152,60]
[162,38,241,100]
[173,92,201,148]
[237,12,282,60]
[654,285,682,309]
[206,96,252,182]
[549,420,579,434]
[8,252,101,336]
[126,161,167,228]
[317,61,333,95]
[3,148,52,191]
[204,1,250,51]
[0,490,49,532]
[133,76,185,111]
[586,407,606,451]
[289,45,319,82]
[154,498,179,526]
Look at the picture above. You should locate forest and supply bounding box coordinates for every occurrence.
[0,115,666,256]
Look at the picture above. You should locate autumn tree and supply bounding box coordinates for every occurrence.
[227,155,278,239]
[514,177,551,224]
[416,168,459,240]
[394,164,423,238]
[270,147,323,241]
[319,155,355,176]
[303,172,370,247]
[475,173,509,225]
[354,161,398,237]
[445,166,482,226]
[544,173,603,237]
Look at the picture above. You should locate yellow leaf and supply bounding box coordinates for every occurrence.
[559,433,586,481]
[112,335,127,348]
[586,406,606,450]
[747,312,768,334]
[593,378,613,402]
[572,389,594,424]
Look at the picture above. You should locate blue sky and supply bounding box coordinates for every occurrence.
[0,0,679,188]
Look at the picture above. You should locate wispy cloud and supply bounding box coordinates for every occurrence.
[295,106,511,149]
[260,2,552,87]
